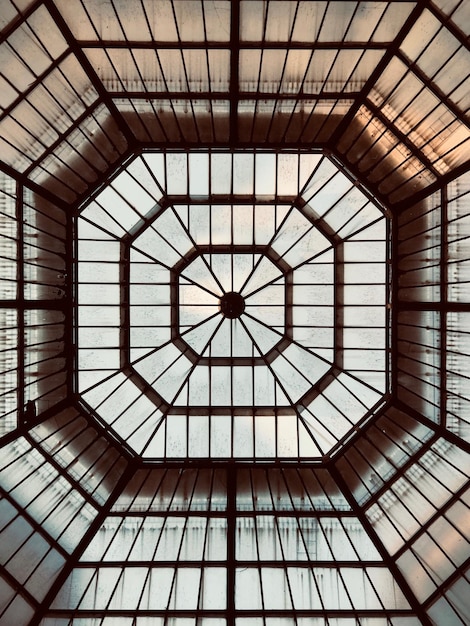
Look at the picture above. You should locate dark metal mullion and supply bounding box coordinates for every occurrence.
[263,3,301,142]
[304,0,364,135]
[0,48,70,124]
[393,479,470,562]
[284,1,330,143]
[79,40,389,51]
[165,316,225,408]
[397,301,470,312]
[169,0,201,143]
[365,101,440,179]
[107,89,359,100]
[42,609,418,618]
[164,467,199,612]
[263,468,297,620]
[329,463,434,626]
[237,203,298,295]
[76,558,387,569]
[328,1,428,148]
[0,558,38,613]
[427,0,469,48]
[200,0,217,142]
[131,241,220,298]
[106,0,163,143]
[397,50,470,133]
[19,81,105,180]
[44,0,135,146]
[131,311,221,370]
[423,556,470,617]
[170,205,225,295]
[15,181,26,425]
[228,0,239,146]
[29,462,137,626]
[0,486,69,561]
[114,508,356,519]
[136,1,172,143]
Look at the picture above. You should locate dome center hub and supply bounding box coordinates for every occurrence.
[219,291,245,319]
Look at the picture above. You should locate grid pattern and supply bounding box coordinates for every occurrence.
[77,151,388,459]
[0,1,469,625]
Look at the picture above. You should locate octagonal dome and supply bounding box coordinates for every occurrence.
[77,150,389,459]
[1,3,469,625]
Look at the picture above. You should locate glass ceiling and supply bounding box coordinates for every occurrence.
[0,1,469,625]
[77,151,388,459]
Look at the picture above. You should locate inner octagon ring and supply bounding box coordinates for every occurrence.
[119,197,342,412]
[171,245,293,366]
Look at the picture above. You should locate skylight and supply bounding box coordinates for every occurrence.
[77,150,389,459]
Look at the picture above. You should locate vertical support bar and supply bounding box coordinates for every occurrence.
[230,1,240,147]
[16,180,25,424]
[227,464,236,626]
[440,184,448,429]
[391,211,399,400]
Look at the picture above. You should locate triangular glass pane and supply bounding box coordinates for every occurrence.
[242,315,281,354]
[242,255,283,297]
[209,317,231,357]
[127,408,164,455]
[232,319,254,357]
[208,253,232,291]
[180,255,222,295]
[232,253,257,291]
[271,208,312,257]
[183,315,222,353]
[284,226,332,267]
[153,207,194,257]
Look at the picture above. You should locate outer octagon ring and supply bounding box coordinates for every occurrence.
[119,198,341,414]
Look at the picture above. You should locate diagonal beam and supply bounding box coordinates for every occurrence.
[229,0,240,146]
[328,1,428,149]
[43,0,136,148]
[28,461,137,626]
[328,463,434,626]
